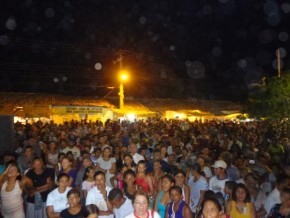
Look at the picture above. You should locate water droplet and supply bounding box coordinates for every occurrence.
[62,76,68,82]
[266,14,281,26]
[95,63,102,70]
[237,59,247,68]
[272,59,284,70]
[278,32,288,42]
[169,45,175,51]
[212,46,223,57]
[85,52,92,60]
[276,48,287,58]
[187,61,206,79]
[53,78,59,83]
[258,29,274,44]
[281,3,290,14]
[5,18,17,30]
[263,1,279,16]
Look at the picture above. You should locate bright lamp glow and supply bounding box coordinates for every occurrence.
[126,113,135,122]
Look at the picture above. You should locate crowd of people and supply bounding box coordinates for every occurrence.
[0,118,289,218]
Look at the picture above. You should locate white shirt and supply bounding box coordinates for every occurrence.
[208,176,229,195]
[86,186,114,218]
[124,210,161,218]
[46,187,72,213]
[265,187,280,215]
[113,197,134,218]
[62,146,80,160]
[132,153,144,165]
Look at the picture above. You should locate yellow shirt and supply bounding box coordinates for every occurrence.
[230,201,252,218]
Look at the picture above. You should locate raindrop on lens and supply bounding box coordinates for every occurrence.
[5,18,17,30]
[95,63,102,70]
[53,78,59,83]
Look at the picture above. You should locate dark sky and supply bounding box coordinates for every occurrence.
[0,0,289,102]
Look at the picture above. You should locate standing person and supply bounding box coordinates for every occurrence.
[197,197,228,218]
[96,147,116,187]
[188,163,208,217]
[82,166,95,200]
[165,186,192,218]
[0,161,30,218]
[63,135,81,160]
[46,173,72,218]
[86,171,114,218]
[226,183,256,218]
[174,170,190,205]
[209,160,229,196]
[26,157,54,218]
[268,187,290,218]
[60,188,85,218]
[224,181,237,206]
[108,188,134,218]
[123,153,136,172]
[124,190,161,218]
[196,155,213,180]
[123,169,138,200]
[17,145,34,174]
[129,140,144,165]
[136,160,154,196]
[151,160,165,195]
[154,174,175,218]
[264,173,289,216]
[46,141,59,169]
[59,156,77,188]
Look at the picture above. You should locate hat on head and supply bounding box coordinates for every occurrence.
[212,160,227,169]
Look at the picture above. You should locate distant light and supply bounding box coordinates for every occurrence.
[120,73,128,81]
[53,78,59,83]
[5,18,17,30]
[126,113,135,122]
[94,63,102,70]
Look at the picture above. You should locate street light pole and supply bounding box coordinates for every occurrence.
[119,82,124,110]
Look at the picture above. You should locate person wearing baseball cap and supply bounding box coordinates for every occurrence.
[209,160,229,196]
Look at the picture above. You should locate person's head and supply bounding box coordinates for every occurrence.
[167,154,176,164]
[67,188,81,208]
[123,153,134,167]
[153,149,161,160]
[232,183,251,203]
[124,169,136,186]
[61,156,73,170]
[201,197,223,218]
[129,141,138,154]
[212,160,227,177]
[108,188,125,209]
[160,146,168,158]
[94,171,106,190]
[82,157,92,168]
[191,163,202,177]
[120,165,128,174]
[197,156,206,167]
[32,157,44,171]
[24,145,33,158]
[280,187,290,208]
[103,147,112,158]
[174,170,186,186]
[83,204,99,218]
[57,173,70,189]
[244,173,258,188]
[153,159,162,172]
[169,185,183,204]
[48,141,57,151]
[161,174,175,192]
[5,160,21,180]
[83,166,95,181]
[224,181,237,196]
[137,160,147,174]
[94,148,102,159]
[132,190,149,216]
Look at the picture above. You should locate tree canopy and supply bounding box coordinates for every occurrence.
[245,72,290,119]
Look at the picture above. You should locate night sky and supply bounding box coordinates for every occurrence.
[0,0,289,102]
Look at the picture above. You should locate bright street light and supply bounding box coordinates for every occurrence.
[119,71,129,110]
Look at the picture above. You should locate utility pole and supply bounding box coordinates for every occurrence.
[277,48,281,78]
[118,53,124,110]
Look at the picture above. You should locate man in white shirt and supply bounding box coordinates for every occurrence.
[209,160,229,196]
[129,140,144,164]
[63,135,80,160]
[264,173,289,215]
[108,188,134,218]
[86,171,114,218]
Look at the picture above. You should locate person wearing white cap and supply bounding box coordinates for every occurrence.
[208,160,229,196]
